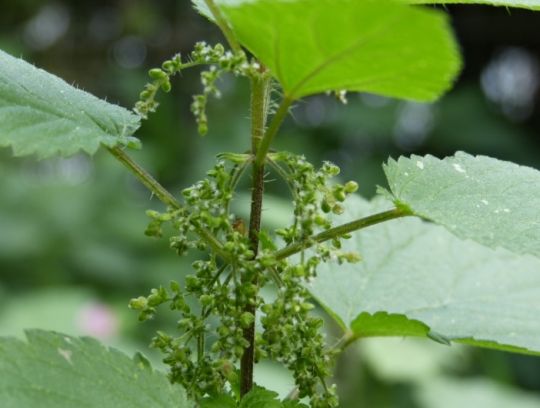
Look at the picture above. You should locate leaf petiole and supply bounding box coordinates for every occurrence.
[254,97,293,167]
[275,207,413,260]
[106,146,231,262]
[203,0,241,53]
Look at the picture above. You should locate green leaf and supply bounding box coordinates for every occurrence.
[417,378,540,408]
[0,288,95,337]
[408,0,540,10]
[200,394,237,408]
[310,196,540,354]
[383,152,540,258]
[282,401,308,408]
[192,0,244,19]
[350,312,430,338]
[360,337,463,382]
[192,0,210,17]
[238,386,281,408]
[219,0,461,101]
[252,361,296,401]
[0,330,192,408]
[0,50,140,159]
[198,387,307,408]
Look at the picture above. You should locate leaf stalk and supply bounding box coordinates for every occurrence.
[106,146,230,261]
[203,0,242,53]
[275,207,413,260]
[254,97,293,167]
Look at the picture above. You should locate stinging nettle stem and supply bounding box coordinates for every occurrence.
[240,75,271,397]
[254,97,293,167]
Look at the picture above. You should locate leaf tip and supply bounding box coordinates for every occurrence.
[427,330,452,346]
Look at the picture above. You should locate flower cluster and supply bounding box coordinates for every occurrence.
[256,152,360,407]
[131,152,359,407]
[259,261,339,408]
[134,54,183,118]
[134,42,263,126]
[189,42,265,135]
[131,157,262,398]
[271,151,358,245]
[130,264,233,397]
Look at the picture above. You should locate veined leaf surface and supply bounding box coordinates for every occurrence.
[310,196,540,354]
[198,0,461,102]
[0,50,140,159]
[0,330,192,408]
[384,152,540,258]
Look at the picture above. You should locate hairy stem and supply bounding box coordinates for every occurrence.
[240,164,264,396]
[106,146,230,261]
[275,207,413,260]
[203,0,241,53]
[198,308,207,366]
[250,77,271,153]
[107,146,180,209]
[254,97,293,167]
[240,75,271,396]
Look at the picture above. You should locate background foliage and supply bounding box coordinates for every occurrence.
[0,1,540,406]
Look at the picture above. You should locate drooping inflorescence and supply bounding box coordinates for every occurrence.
[130,145,360,407]
[135,42,266,135]
[130,42,362,408]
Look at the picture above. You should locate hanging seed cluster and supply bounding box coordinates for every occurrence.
[130,150,359,407]
[134,41,265,135]
[131,157,261,398]
[130,46,360,408]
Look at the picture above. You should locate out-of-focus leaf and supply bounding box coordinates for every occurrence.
[361,337,467,382]
[310,196,540,354]
[200,394,236,408]
[0,289,94,337]
[0,330,192,408]
[253,360,296,400]
[417,378,540,408]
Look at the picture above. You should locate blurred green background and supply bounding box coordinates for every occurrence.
[1,1,540,407]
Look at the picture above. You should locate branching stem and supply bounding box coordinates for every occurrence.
[106,146,230,261]
[275,207,413,260]
[107,146,180,208]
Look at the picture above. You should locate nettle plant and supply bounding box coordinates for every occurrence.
[1,0,540,407]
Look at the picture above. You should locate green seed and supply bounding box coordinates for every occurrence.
[160,79,172,93]
[344,180,359,193]
[148,68,167,80]
[162,60,175,73]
